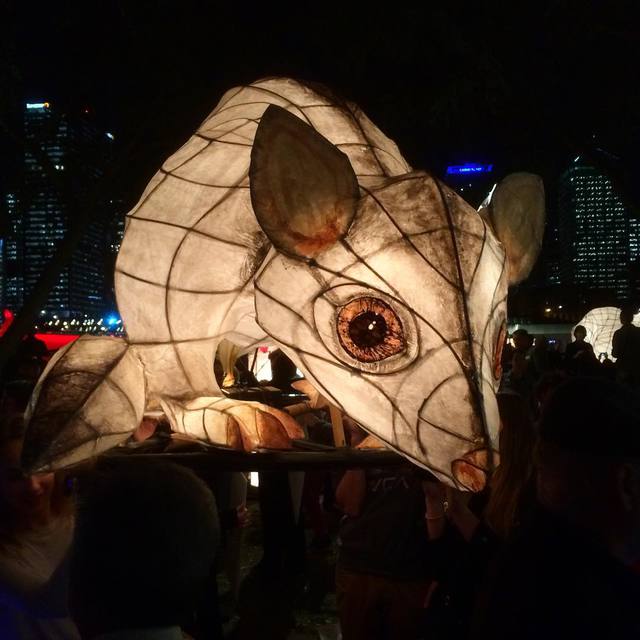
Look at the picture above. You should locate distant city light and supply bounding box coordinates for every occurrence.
[106,132,114,140]
[26,102,50,110]
[105,314,121,326]
[446,163,493,175]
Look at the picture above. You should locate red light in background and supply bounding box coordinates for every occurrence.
[35,333,78,351]
[0,311,78,351]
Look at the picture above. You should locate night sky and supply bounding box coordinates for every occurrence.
[3,1,639,211]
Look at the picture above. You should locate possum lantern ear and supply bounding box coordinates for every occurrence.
[249,105,359,260]
[478,173,545,286]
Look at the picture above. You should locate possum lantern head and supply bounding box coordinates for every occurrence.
[250,105,545,490]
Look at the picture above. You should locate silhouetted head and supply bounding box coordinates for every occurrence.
[573,325,587,341]
[537,377,640,565]
[70,462,220,637]
[512,329,533,352]
[620,309,635,326]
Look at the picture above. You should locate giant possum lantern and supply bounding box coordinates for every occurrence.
[23,78,544,491]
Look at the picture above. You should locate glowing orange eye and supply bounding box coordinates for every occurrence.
[337,297,405,363]
[493,323,507,380]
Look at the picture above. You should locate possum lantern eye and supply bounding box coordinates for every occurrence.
[337,297,405,363]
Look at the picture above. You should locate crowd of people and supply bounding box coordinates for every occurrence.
[331,311,640,639]
[2,314,640,639]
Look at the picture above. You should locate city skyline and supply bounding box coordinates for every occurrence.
[1,99,121,318]
[1,3,638,326]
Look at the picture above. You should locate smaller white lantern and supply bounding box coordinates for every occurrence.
[574,307,640,361]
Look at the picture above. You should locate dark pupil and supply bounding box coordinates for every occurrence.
[348,312,388,348]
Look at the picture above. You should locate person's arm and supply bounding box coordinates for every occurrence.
[335,469,367,517]
[423,481,469,584]
[423,480,447,540]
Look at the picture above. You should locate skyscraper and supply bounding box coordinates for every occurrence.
[558,156,632,301]
[2,101,111,317]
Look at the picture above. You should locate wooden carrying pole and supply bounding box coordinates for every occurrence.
[329,404,346,447]
[287,379,346,447]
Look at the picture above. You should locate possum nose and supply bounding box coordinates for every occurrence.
[452,448,495,492]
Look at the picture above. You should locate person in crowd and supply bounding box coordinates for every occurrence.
[69,461,220,640]
[18,332,48,362]
[334,462,432,640]
[235,349,306,640]
[211,470,250,619]
[564,324,598,376]
[499,336,515,375]
[511,328,533,357]
[233,354,260,388]
[612,307,640,389]
[0,412,79,640]
[421,392,536,639]
[532,370,568,420]
[300,411,334,551]
[473,377,640,637]
[530,335,552,379]
[499,350,535,401]
[599,352,617,380]
[268,349,299,392]
[484,393,537,538]
[4,333,49,384]
[236,465,306,640]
